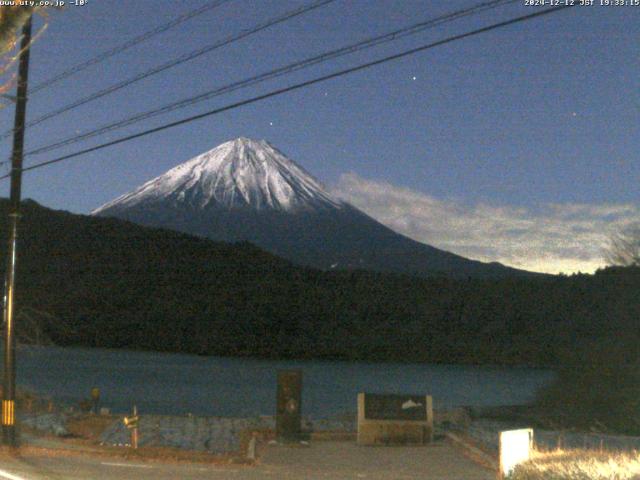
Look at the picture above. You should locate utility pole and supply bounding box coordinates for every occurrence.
[2,16,32,447]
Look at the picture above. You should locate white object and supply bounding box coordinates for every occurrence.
[246,436,256,460]
[499,428,533,478]
[401,400,422,410]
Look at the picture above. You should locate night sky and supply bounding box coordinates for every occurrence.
[0,0,637,274]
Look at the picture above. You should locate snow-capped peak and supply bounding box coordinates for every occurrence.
[93,137,343,214]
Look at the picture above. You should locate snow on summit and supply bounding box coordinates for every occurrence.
[93,137,343,214]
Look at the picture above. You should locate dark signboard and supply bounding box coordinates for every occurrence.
[276,370,302,441]
[363,393,427,421]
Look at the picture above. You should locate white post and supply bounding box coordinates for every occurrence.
[499,428,533,479]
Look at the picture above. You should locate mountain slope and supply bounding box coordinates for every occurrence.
[94,137,536,278]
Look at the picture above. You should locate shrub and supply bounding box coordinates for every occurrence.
[536,340,640,435]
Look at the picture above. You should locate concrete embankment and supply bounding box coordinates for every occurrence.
[19,411,358,454]
[20,408,473,454]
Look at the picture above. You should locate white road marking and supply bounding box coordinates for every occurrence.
[196,468,239,472]
[100,462,152,469]
[0,468,27,480]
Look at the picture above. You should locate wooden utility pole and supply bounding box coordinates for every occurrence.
[2,15,32,447]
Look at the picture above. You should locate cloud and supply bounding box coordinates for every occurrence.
[332,173,640,274]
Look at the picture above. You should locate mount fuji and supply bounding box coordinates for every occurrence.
[93,137,532,278]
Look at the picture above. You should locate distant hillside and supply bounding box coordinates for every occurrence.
[0,199,637,367]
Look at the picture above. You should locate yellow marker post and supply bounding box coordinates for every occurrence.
[90,387,100,414]
[1,400,14,427]
[124,405,139,449]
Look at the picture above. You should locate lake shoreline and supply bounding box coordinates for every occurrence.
[9,344,554,418]
[14,342,558,370]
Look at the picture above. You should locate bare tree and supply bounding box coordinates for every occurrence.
[606,224,640,267]
[0,6,36,53]
[0,6,51,108]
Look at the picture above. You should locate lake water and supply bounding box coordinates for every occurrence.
[12,345,553,417]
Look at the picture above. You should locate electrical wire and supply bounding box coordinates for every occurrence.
[0,0,337,140]
[24,0,519,158]
[0,4,575,181]
[29,0,234,95]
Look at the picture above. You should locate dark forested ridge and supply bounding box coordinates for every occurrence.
[1,199,638,367]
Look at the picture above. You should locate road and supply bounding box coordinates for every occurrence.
[0,440,494,479]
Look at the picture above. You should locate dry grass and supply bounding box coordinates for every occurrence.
[509,448,640,480]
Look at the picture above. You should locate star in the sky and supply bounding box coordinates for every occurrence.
[412,76,417,81]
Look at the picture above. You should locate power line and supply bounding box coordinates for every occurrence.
[29,0,233,95]
[24,0,518,158]
[8,4,574,176]
[0,0,337,140]
[0,4,575,182]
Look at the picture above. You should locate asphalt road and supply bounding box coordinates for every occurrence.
[0,440,494,480]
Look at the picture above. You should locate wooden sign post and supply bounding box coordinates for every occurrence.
[124,405,139,449]
[276,370,302,442]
